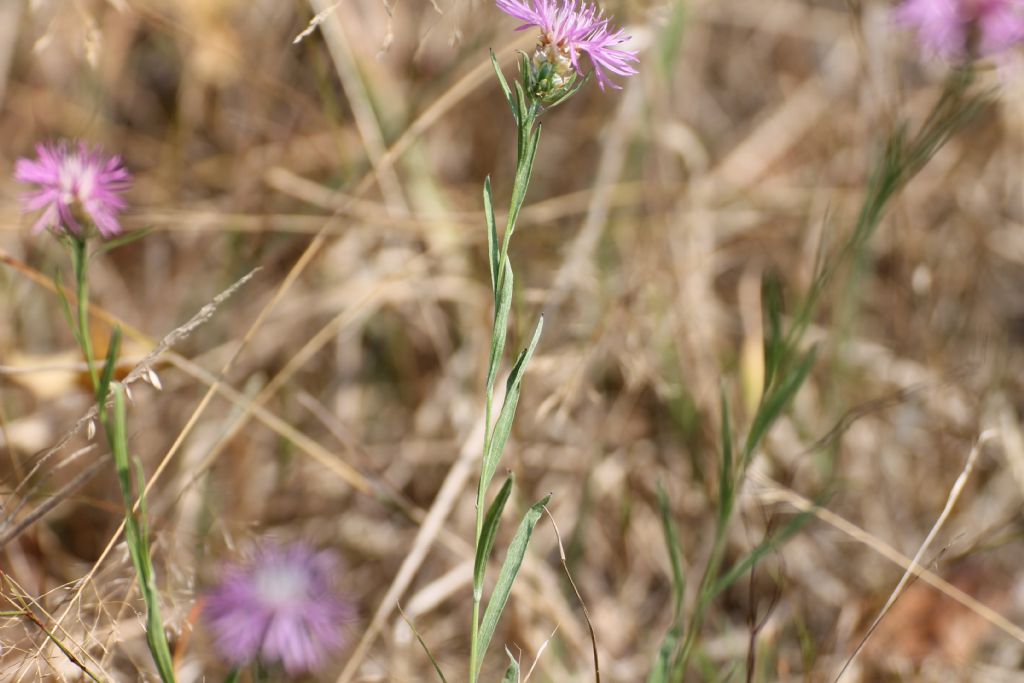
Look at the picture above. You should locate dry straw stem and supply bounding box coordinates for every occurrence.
[835,430,997,681]
[0,264,259,540]
[310,0,408,213]
[750,451,1024,649]
[543,505,600,683]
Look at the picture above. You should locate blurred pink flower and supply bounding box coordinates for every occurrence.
[496,0,638,90]
[204,542,353,676]
[896,0,1024,59]
[14,142,132,238]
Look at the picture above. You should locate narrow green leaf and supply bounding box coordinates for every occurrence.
[505,125,541,238]
[502,648,520,682]
[480,316,543,498]
[475,476,515,597]
[222,670,240,683]
[646,625,680,683]
[53,269,78,345]
[484,177,499,296]
[741,346,817,466]
[91,227,154,258]
[718,389,734,527]
[514,80,530,152]
[656,485,685,622]
[398,606,450,683]
[97,327,122,407]
[543,73,589,111]
[476,494,551,678]
[109,384,177,683]
[708,508,813,600]
[761,275,785,390]
[490,50,516,123]
[485,256,514,402]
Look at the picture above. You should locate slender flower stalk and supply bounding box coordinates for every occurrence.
[463,4,637,681]
[15,143,176,682]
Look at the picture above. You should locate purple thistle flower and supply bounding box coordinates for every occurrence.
[14,142,132,239]
[896,0,1024,59]
[496,0,638,90]
[204,542,354,676]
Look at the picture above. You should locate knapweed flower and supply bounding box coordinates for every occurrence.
[896,0,1024,59]
[496,0,638,91]
[14,142,131,239]
[204,542,354,676]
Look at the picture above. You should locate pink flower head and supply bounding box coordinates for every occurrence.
[496,0,638,90]
[896,0,1024,59]
[204,542,354,675]
[14,142,132,239]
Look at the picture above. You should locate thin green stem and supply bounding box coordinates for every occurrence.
[70,237,99,394]
[469,92,540,683]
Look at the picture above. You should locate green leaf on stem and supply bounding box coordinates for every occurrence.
[480,315,543,499]
[504,123,541,244]
[502,648,520,682]
[109,384,177,683]
[52,269,79,347]
[741,346,817,467]
[91,227,154,258]
[484,176,499,296]
[474,475,515,599]
[97,327,122,408]
[476,493,551,678]
[490,50,516,124]
[485,256,514,403]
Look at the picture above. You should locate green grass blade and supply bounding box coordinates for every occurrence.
[480,316,543,498]
[475,476,515,599]
[708,508,813,600]
[656,484,685,622]
[649,485,686,683]
[741,346,817,467]
[476,494,551,678]
[502,648,520,682]
[761,275,785,390]
[646,625,680,683]
[718,390,735,528]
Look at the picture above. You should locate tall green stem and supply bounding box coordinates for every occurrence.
[469,98,540,683]
[70,237,99,394]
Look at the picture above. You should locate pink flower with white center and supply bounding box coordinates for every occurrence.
[896,0,1024,59]
[204,542,354,676]
[14,142,132,239]
[496,0,638,90]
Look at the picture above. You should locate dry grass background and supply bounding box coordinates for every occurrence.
[2,0,1024,681]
